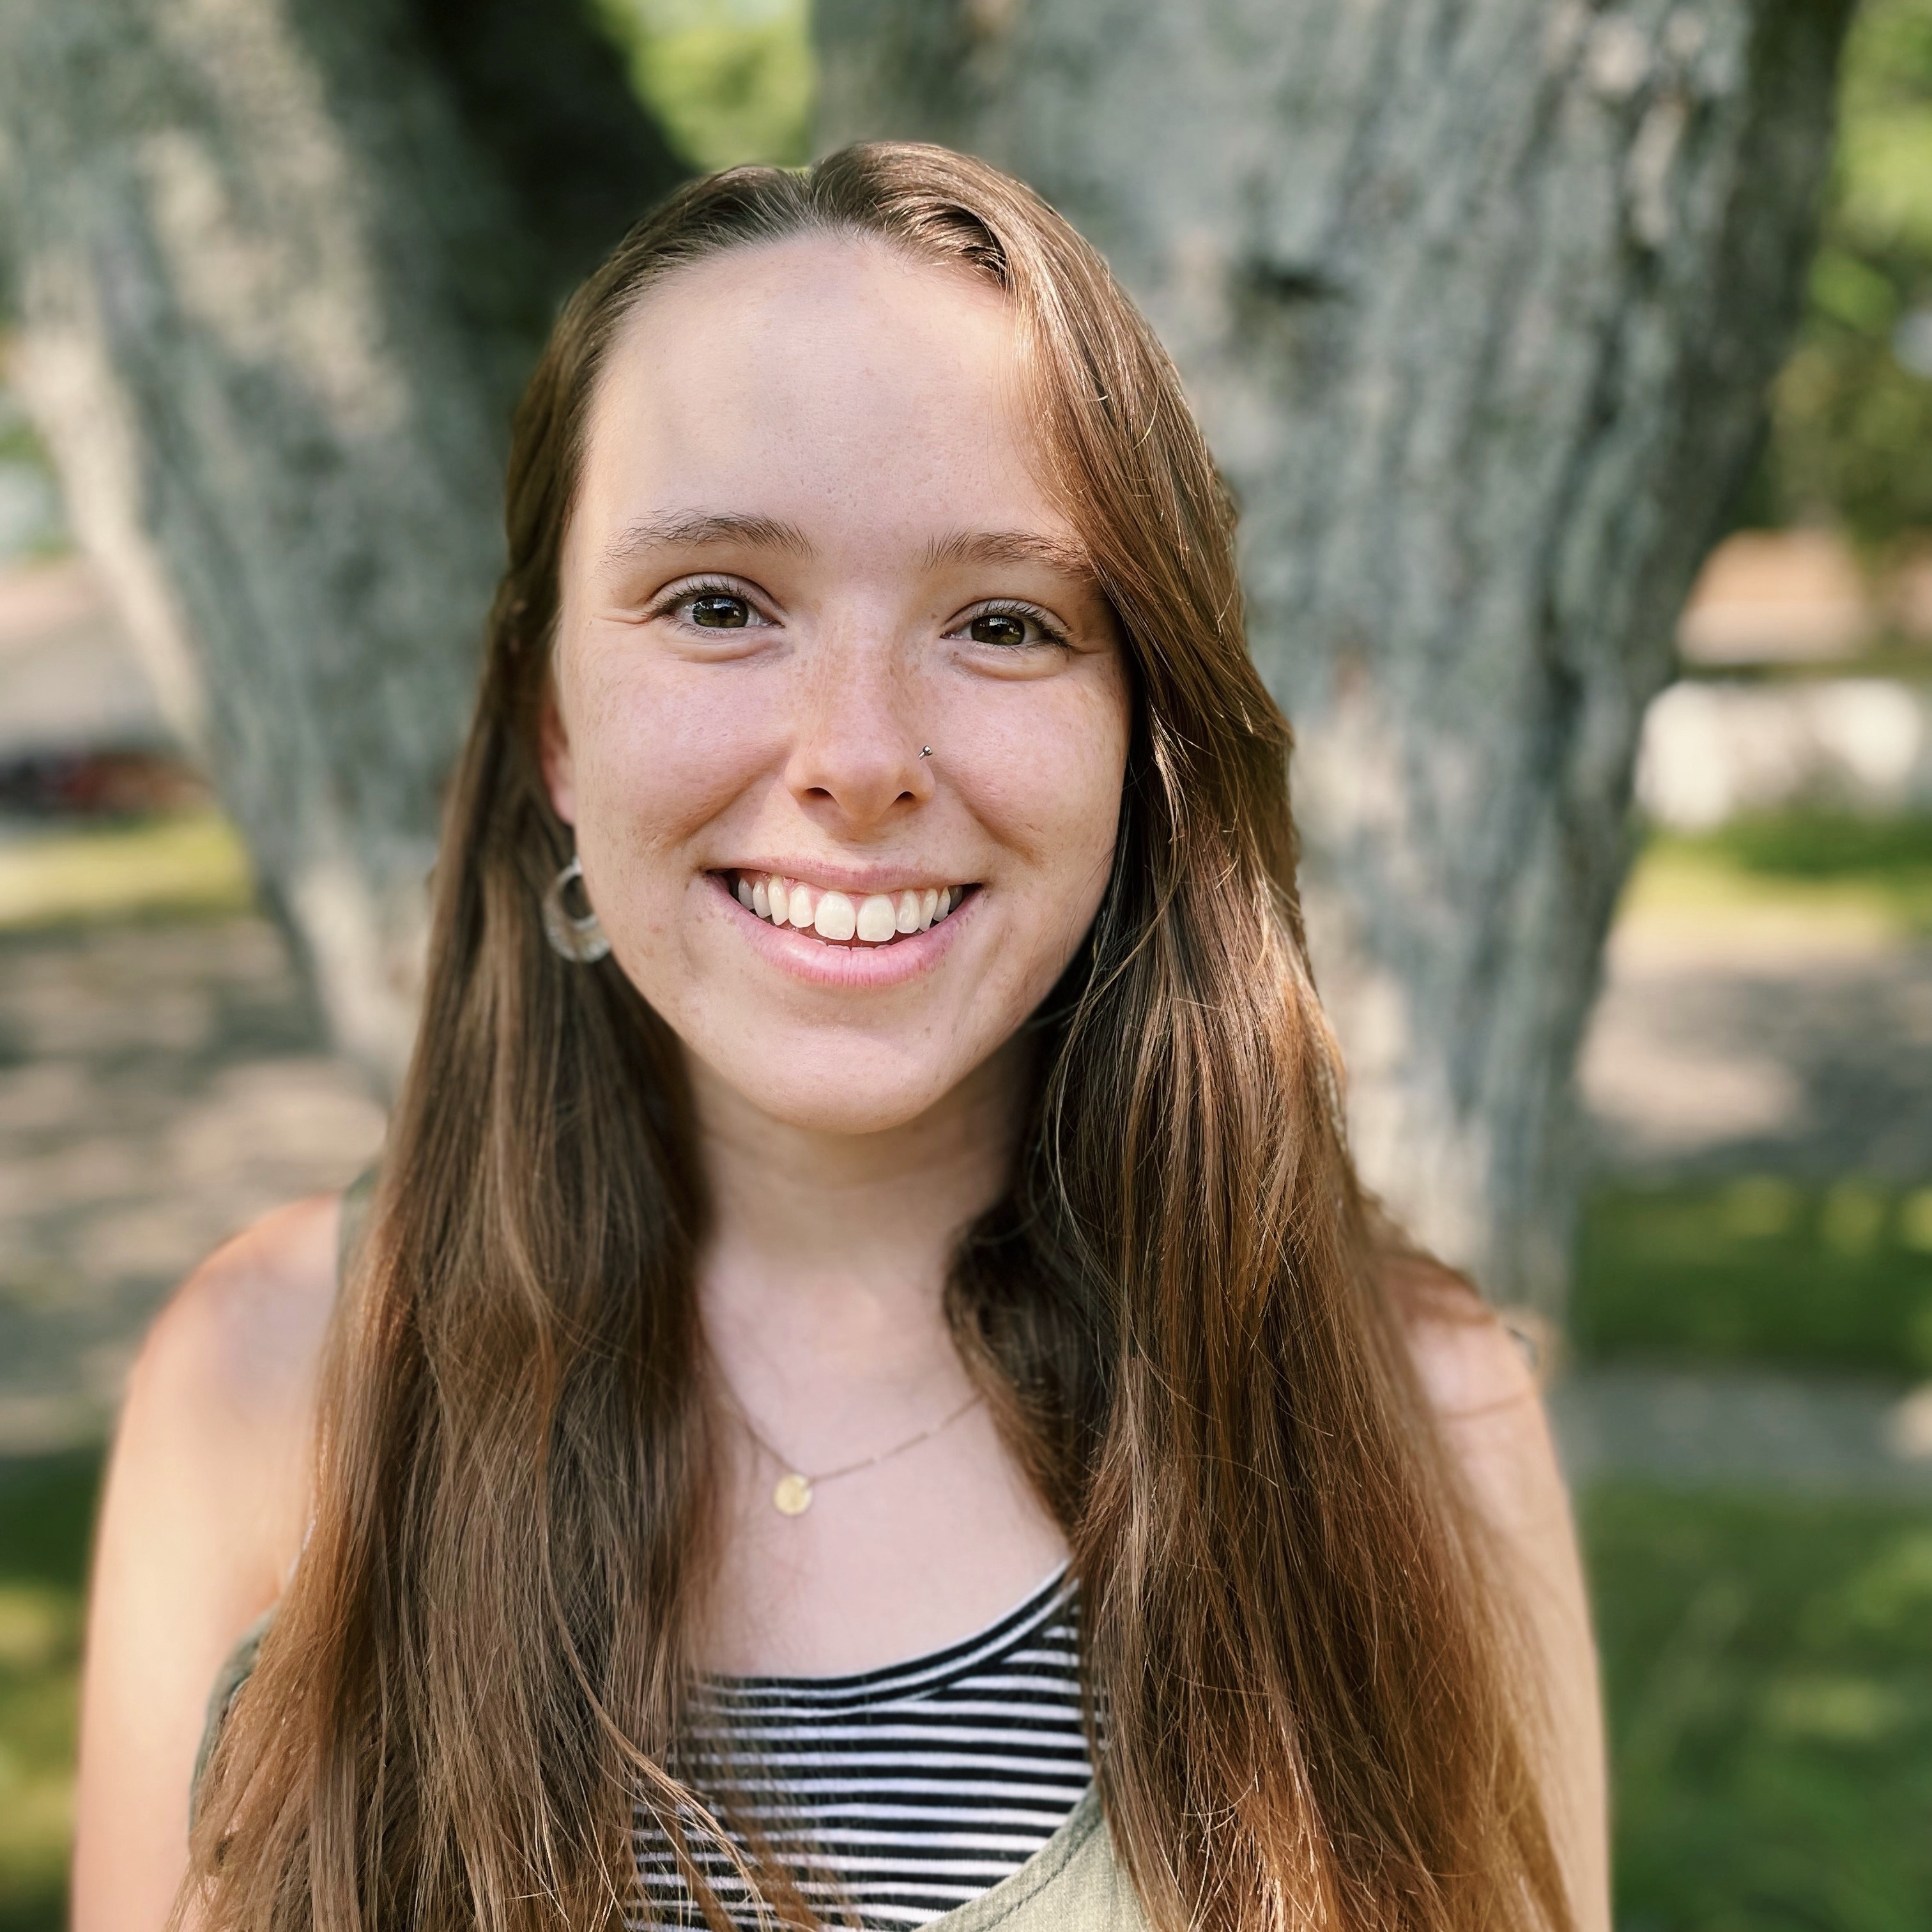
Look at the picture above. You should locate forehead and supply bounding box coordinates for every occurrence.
[572,234,1071,555]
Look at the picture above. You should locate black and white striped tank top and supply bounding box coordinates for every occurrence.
[631,1568,1091,1929]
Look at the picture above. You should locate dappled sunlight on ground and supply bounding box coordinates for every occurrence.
[0,913,385,1455]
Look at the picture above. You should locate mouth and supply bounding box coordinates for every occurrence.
[722,870,976,947]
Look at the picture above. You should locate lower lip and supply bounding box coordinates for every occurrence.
[708,875,976,988]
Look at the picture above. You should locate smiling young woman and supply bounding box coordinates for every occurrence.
[72,146,1606,1932]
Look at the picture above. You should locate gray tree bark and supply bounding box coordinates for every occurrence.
[816,0,1851,1307]
[0,0,682,1082]
[0,0,1846,1308]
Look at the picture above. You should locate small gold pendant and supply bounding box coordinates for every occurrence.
[772,1472,814,1515]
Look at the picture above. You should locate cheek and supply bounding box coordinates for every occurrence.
[968,671,1130,893]
[564,645,770,859]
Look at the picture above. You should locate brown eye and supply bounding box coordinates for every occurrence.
[967,611,1030,647]
[690,593,751,629]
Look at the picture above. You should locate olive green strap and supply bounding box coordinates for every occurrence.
[917,1788,1146,1931]
[188,1609,273,1828]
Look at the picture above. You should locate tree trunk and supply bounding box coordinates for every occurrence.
[0,0,682,1084]
[0,0,1847,1307]
[816,0,1851,1307]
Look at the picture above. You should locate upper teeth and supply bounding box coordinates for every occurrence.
[732,873,964,943]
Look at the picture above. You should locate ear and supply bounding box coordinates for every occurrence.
[538,680,578,827]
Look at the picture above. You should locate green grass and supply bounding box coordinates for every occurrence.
[1702,813,1932,882]
[0,809,254,931]
[1574,815,1932,1921]
[1627,812,1932,937]
[1588,1485,1932,1932]
[1575,1177,1932,1376]
[0,1449,101,1932]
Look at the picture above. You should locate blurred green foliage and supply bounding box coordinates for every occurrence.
[592,0,814,173]
[0,1450,99,1932]
[1589,1486,1932,1932]
[1575,1177,1932,1376]
[1754,0,1932,548]
[576,0,1932,552]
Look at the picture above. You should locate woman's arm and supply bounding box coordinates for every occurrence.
[71,1195,340,1932]
[1404,1285,1611,1932]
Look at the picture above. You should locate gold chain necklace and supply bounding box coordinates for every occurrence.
[730,1388,986,1516]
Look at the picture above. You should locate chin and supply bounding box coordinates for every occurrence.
[694,1036,989,1138]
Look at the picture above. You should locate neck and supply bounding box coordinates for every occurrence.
[690,1039,1029,1404]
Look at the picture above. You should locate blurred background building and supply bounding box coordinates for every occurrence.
[2,1,1930,1928]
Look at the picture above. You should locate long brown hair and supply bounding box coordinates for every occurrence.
[187,143,1570,1932]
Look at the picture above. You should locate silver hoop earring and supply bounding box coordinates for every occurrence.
[541,855,610,963]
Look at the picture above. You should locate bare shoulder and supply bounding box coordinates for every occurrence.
[1384,1253,1537,1405]
[136,1192,342,1432]
[73,1198,348,1930]
[1382,1254,1563,1539]
[121,1192,344,1574]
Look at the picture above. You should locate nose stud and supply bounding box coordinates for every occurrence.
[919,746,933,758]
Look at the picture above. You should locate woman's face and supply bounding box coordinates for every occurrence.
[545,236,1131,1136]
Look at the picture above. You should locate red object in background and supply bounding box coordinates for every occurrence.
[0,747,205,820]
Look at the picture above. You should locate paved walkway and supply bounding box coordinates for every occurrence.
[1550,1364,1932,1498]
[1579,908,1932,1184]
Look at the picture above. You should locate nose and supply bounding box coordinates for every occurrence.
[782,631,934,833]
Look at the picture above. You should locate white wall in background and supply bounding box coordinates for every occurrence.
[1637,678,1932,829]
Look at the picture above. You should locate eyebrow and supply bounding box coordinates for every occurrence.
[595,513,1098,586]
[597,510,815,575]
[920,528,1098,581]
